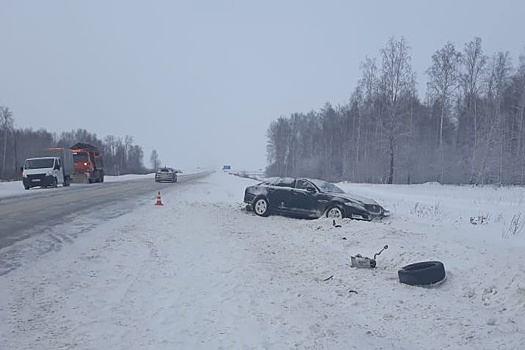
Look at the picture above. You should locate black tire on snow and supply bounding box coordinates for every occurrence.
[398,261,446,286]
[253,197,269,217]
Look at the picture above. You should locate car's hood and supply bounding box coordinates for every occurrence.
[332,192,380,206]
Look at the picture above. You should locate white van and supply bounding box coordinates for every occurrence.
[22,157,66,189]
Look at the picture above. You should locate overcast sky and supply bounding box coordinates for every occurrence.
[1,0,524,170]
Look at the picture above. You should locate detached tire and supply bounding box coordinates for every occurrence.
[398,261,446,286]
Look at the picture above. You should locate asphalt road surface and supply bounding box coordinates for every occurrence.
[0,171,211,275]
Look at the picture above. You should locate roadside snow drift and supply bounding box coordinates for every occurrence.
[1,172,525,349]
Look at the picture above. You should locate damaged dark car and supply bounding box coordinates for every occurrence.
[243,177,389,221]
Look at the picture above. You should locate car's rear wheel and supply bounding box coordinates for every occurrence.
[326,205,344,219]
[253,197,269,217]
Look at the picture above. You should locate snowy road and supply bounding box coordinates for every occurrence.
[0,171,211,275]
[1,180,168,248]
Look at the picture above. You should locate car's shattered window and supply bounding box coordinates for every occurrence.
[309,179,345,193]
[295,179,313,190]
[275,178,295,188]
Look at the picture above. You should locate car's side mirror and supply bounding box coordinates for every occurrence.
[55,164,61,170]
[306,186,316,193]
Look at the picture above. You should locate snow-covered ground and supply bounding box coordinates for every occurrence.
[1,171,525,349]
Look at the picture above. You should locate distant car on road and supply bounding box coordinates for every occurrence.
[155,167,178,183]
[243,177,389,220]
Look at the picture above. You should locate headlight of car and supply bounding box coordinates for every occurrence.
[343,201,366,210]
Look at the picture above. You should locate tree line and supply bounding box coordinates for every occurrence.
[266,37,525,185]
[0,111,157,180]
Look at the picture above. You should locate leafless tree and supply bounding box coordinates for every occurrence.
[484,52,513,184]
[0,106,14,176]
[104,135,116,158]
[150,149,161,170]
[266,117,292,176]
[458,37,487,183]
[356,57,380,181]
[378,36,416,183]
[426,42,461,148]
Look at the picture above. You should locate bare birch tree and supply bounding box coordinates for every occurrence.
[426,42,461,147]
[485,52,513,183]
[458,37,487,183]
[357,57,380,181]
[379,37,416,183]
[425,42,461,182]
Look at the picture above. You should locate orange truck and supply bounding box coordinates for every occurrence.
[70,143,105,183]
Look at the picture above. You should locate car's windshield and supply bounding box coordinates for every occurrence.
[72,152,89,162]
[309,179,345,193]
[24,158,54,169]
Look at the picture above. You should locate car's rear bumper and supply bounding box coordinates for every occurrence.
[155,175,176,182]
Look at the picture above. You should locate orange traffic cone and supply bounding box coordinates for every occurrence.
[155,191,164,206]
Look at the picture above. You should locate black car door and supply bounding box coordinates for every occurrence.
[290,179,320,217]
[267,178,295,213]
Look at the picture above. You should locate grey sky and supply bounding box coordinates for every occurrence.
[1,0,524,170]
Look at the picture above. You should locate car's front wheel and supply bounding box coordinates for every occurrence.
[253,197,269,217]
[326,205,344,219]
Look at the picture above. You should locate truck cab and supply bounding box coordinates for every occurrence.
[21,157,64,189]
[70,143,104,183]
